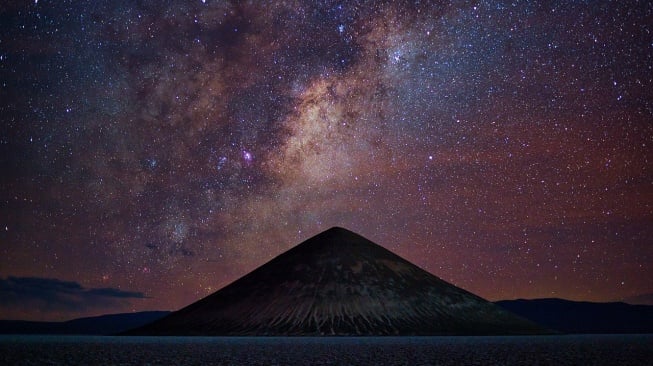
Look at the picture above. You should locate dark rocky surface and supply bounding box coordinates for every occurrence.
[2,335,652,365]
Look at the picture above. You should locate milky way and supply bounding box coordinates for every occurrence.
[1,0,652,321]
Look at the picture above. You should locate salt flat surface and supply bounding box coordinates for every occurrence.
[1,334,651,365]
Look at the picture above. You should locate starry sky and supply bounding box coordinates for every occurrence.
[1,0,652,321]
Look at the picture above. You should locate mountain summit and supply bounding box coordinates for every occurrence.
[127,227,545,335]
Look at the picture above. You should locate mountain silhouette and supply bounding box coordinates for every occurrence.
[0,311,170,335]
[496,298,653,334]
[127,227,546,335]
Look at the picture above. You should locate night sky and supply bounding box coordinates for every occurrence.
[1,1,652,321]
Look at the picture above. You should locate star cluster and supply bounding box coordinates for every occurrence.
[1,0,652,320]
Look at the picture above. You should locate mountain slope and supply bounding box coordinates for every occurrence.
[127,227,545,336]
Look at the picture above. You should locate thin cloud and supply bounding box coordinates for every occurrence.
[0,276,147,313]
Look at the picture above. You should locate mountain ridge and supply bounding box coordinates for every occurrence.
[0,311,170,335]
[495,298,653,334]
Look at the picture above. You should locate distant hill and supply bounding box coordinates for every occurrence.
[4,299,651,335]
[127,227,545,336]
[495,298,653,334]
[0,311,170,335]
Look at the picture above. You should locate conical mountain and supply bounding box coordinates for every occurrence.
[128,227,545,335]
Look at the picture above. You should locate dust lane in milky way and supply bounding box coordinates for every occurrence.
[0,1,651,320]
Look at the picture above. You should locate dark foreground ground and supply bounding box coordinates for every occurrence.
[1,334,651,365]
